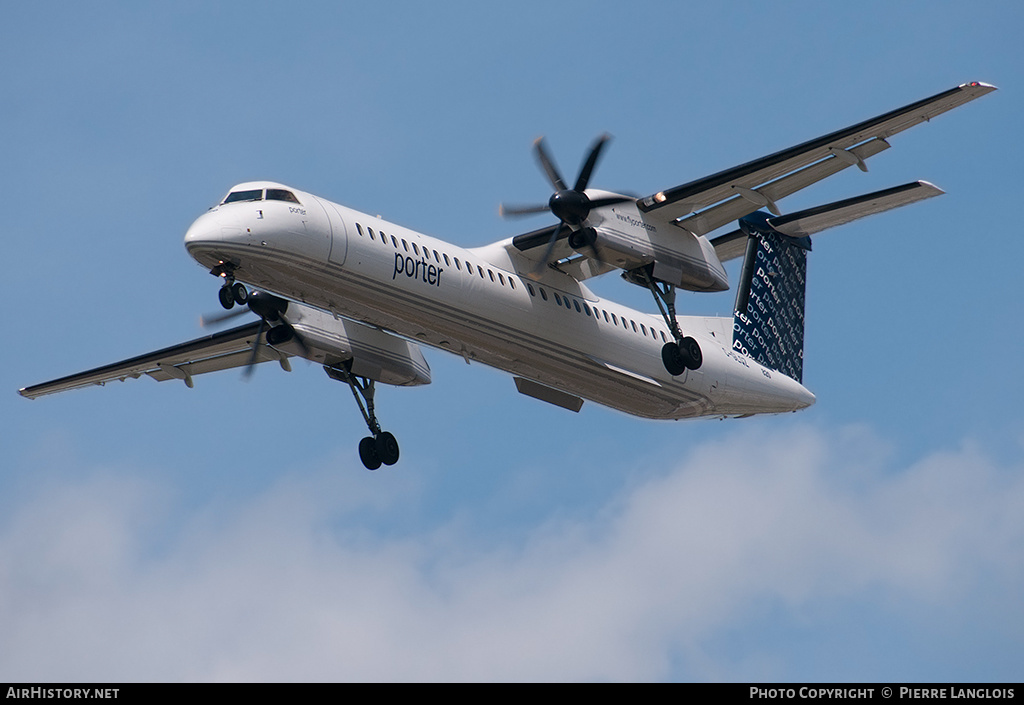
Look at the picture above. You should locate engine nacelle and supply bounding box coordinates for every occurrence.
[275,303,430,387]
[584,192,729,292]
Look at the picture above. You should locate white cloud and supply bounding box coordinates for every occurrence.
[1,425,1021,682]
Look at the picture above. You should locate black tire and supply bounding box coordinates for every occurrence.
[662,342,687,376]
[231,282,249,305]
[375,432,400,466]
[680,337,703,370]
[359,436,382,471]
[218,286,235,310]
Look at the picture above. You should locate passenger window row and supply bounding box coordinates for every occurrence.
[355,221,665,342]
[355,222,517,291]
[522,280,668,342]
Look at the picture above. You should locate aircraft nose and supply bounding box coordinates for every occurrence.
[184,210,227,244]
[185,208,244,246]
[184,208,248,269]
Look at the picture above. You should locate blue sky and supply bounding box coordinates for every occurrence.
[2,1,1022,682]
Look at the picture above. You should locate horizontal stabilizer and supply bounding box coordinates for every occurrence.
[767,181,944,238]
[711,181,943,262]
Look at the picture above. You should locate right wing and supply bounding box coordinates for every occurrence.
[637,82,996,239]
[19,321,291,399]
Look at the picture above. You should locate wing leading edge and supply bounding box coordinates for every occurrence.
[19,321,290,399]
[638,82,996,238]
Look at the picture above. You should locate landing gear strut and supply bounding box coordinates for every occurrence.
[635,267,703,376]
[332,362,400,470]
[210,263,248,310]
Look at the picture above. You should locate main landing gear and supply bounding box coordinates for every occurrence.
[635,267,703,377]
[332,362,401,471]
[206,263,401,471]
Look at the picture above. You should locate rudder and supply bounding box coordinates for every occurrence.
[732,212,810,383]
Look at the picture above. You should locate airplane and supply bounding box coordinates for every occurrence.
[19,82,996,470]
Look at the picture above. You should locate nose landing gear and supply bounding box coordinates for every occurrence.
[217,281,249,309]
[210,263,249,310]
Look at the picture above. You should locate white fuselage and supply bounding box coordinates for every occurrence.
[184,182,815,420]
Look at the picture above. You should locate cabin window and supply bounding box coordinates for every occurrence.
[573,300,581,313]
[266,188,300,204]
[412,242,420,256]
[611,313,618,325]
[401,239,409,252]
[509,278,515,290]
[603,311,610,323]
[660,331,667,342]
[554,292,562,306]
[444,253,451,266]
[497,272,505,286]
[540,288,548,301]
[631,320,638,333]
[583,303,591,316]
[391,235,398,248]
[641,324,647,336]
[454,258,462,271]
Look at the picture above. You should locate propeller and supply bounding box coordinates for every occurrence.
[201,289,309,378]
[500,134,632,277]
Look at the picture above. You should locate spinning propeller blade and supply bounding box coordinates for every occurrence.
[501,133,631,277]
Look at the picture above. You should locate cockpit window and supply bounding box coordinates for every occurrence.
[266,188,300,204]
[222,189,263,204]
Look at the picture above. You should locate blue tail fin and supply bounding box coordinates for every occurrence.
[732,212,810,383]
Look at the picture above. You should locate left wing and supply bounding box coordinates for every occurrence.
[637,82,996,238]
[19,322,290,399]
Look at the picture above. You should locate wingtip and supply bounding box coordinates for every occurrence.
[964,81,998,92]
[916,180,946,196]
